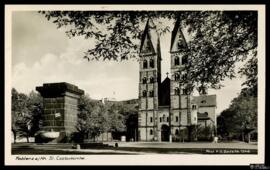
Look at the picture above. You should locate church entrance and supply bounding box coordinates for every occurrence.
[161,124,170,141]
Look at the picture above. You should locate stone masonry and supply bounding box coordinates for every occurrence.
[36,82,84,143]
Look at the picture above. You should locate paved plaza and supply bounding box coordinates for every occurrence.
[12,141,257,155]
[103,141,257,149]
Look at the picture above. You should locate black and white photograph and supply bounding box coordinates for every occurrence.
[4,4,266,165]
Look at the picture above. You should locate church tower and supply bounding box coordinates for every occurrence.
[138,18,161,141]
[170,18,192,132]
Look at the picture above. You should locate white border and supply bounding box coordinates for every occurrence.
[5,5,265,165]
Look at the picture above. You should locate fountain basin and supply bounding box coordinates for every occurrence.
[40,132,60,139]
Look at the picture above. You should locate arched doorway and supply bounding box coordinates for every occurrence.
[161,124,170,141]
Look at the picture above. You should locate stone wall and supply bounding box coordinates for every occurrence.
[36,82,84,143]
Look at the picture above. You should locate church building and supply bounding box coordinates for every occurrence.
[138,18,217,142]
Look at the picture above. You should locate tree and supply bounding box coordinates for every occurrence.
[217,52,257,141]
[120,101,139,141]
[77,94,106,141]
[197,124,214,141]
[218,90,257,141]
[105,100,140,141]
[107,102,127,133]
[238,55,257,97]
[217,114,229,139]
[11,88,31,143]
[27,91,43,137]
[11,88,23,143]
[11,89,43,143]
[40,11,257,92]
[77,95,135,142]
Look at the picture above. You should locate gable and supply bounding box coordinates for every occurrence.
[139,18,160,55]
[170,18,188,53]
[140,33,155,54]
[171,30,188,52]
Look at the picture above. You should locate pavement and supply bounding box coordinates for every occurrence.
[12,141,257,155]
[103,141,258,149]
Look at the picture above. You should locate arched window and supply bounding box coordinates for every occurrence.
[177,40,185,49]
[201,100,206,104]
[182,74,187,81]
[175,129,179,135]
[174,56,180,65]
[149,91,154,97]
[142,77,147,84]
[167,117,169,122]
[175,73,180,81]
[182,55,188,65]
[192,105,197,110]
[182,88,188,95]
[149,77,154,83]
[143,60,148,69]
[150,117,153,122]
[149,59,154,68]
[150,129,153,135]
[142,90,147,97]
[175,116,179,122]
[160,117,162,122]
[174,88,180,95]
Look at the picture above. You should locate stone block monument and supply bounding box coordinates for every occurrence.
[35,82,84,143]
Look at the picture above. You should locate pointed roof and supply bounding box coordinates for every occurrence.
[140,18,160,55]
[170,18,188,52]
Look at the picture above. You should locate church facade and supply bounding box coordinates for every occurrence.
[138,19,217,142]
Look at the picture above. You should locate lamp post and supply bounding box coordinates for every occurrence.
[209,118,218,143]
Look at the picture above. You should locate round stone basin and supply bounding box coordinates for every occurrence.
[40,132,60,139]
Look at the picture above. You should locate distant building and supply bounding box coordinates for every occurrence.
[138,18,217,142]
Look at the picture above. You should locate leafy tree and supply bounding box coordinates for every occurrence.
[40,11,257,92]
[197,124,214,141]
[11,88,31,142]
[77,95,137,141]
[121,102,139,141]
[100,100,138,141]
[77,95,104,141]
[27,91,43,137]
[217,114,229,138]
[11,88,25,143]
[106,103,126,133]
[238,55,257,97]
[218,54,257,141]
[11,89,43,143]
[218,90,257,141]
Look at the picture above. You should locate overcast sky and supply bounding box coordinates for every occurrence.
[11,11,246,114]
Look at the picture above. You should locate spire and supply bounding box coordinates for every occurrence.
[170,17,188,53]
[139,18,160,55]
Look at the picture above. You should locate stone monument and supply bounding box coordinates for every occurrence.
[35,82,84,143]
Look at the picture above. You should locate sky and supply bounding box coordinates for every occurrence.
[11,11,246,114]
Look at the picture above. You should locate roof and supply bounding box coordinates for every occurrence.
[36,82,84,97]
[158,77,171,106]
[192,95,217,107]
[139,18,160,56]
[197,112,210,120]
[170,18,188,52]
